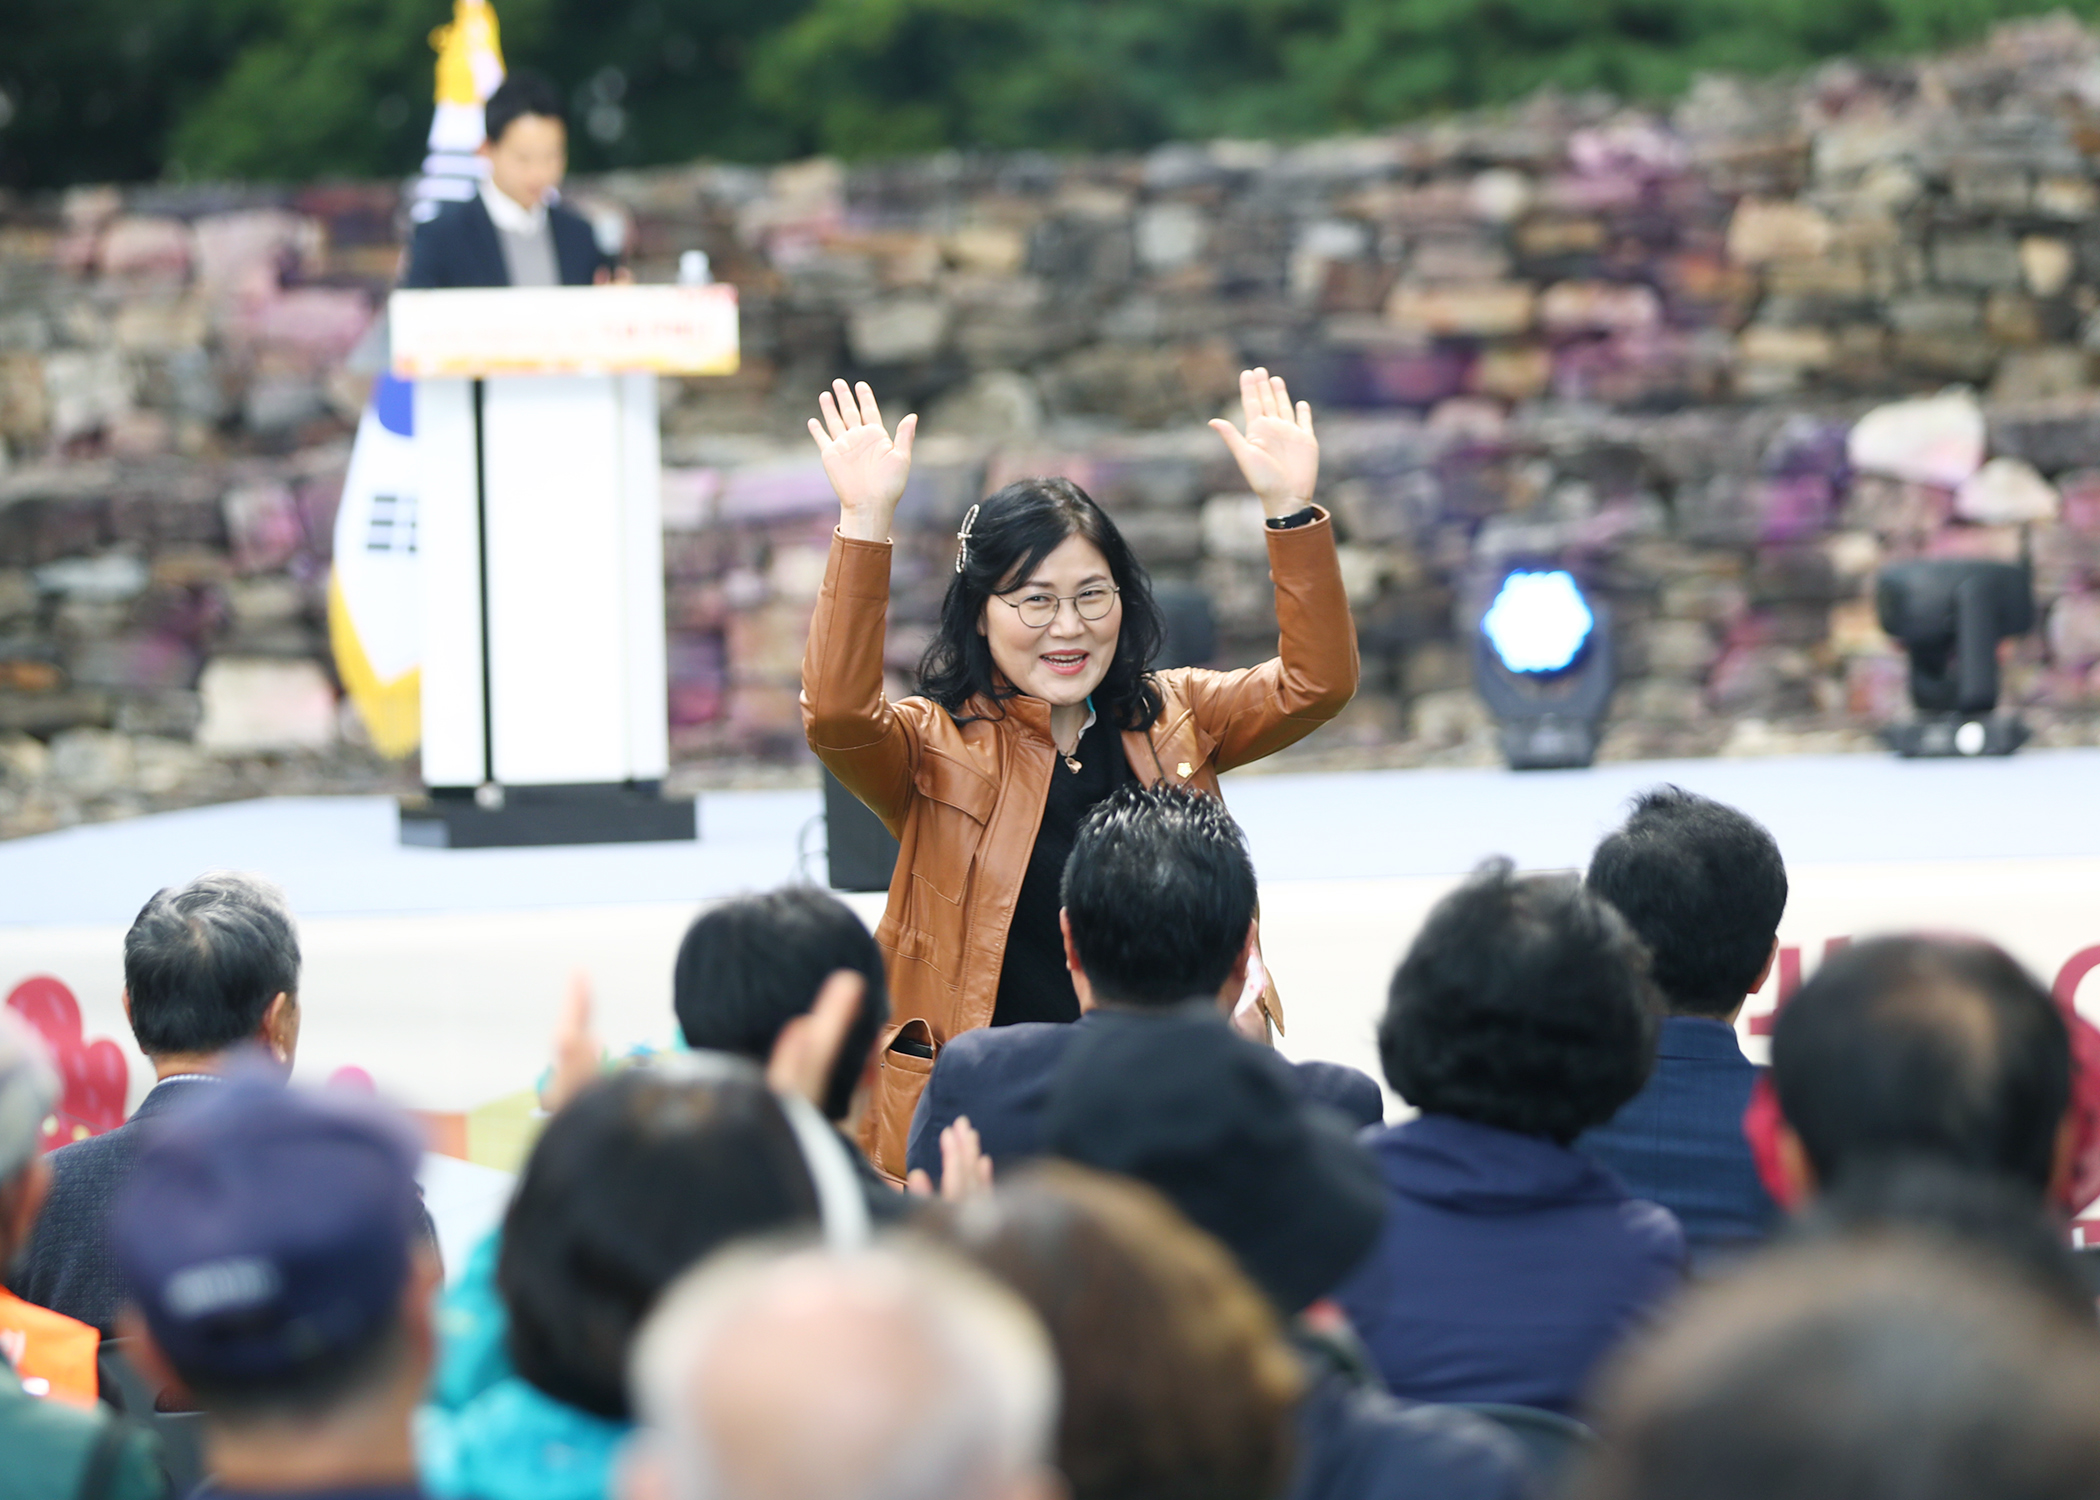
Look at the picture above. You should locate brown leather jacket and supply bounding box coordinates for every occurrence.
[801,508,1360,1176]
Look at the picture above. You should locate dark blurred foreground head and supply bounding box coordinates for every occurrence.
[1577,1239,2100,1500]
[930,1163,1301,1500]
[500,1059,833,1420]
[1770,935,2071,1201]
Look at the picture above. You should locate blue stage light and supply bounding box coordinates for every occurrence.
[1481,570,1595,674]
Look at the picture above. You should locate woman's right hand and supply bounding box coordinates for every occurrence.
[808,379,918,542]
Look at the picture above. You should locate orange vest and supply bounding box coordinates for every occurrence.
[0,1286,100,1409]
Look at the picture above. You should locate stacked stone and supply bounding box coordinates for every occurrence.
[8,19,2100,835]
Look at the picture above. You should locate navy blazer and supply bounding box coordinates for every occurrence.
[1334,1113,1686,1417]
[907,1008,1386,1185]
[10,1076,221,1334]
[1576,1015,1779,1267]
[400,194,608,289]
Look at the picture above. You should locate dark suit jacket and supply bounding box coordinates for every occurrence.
[400,194,608,289]
[10,1076,220,1335]
[907,1008,1386,1185]
[1575,1014,1779,1267]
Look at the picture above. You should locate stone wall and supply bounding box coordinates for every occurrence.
[8,17,2100,834]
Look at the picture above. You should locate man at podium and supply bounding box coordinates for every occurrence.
[402,70,614,289]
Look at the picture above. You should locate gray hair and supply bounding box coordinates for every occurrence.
[630,1243,1057,1500]
[0,1010,60,1181]
[123,871,300,1057]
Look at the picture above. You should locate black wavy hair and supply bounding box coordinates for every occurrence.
[1379,858,1661,1143]
[1771,936,2070,1196]
[918,477,1166,732]
[498,1064,820,1419]
[1061,785,1257,1006]
[1587,786,1789,1018]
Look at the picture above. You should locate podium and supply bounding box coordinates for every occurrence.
[387,285,738,847]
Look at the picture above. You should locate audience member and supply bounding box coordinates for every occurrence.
[0,1010,165,1499]
[1765,935,2072,1204]
[1578,788,1785,1263]
[1576,1240,2100,1500]
[1792,1158,2093,1321]
[421,1057,867,1500]
[625,1244,1059,1500]
[936,1162,1525,1500]
[14,872,301,1334]
[910,785,1383,1185]
[1334,859,1683,1415]
[671,887,902,1216]
[111,1074,431,1500]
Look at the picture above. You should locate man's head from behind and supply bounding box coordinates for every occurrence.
[1586,786,1787,1018]
[673,887,888,1123]
[0,1010,59,1267]
[480,70,568,212]
[1060,785,1256,1011]
[110,1076,436,1448]
[626,1244,1059,1500]
[124,872,300,1070]
[1578,1239,2100,1500]
[1770,935,2071,1202]
[1379,858,1660,1144]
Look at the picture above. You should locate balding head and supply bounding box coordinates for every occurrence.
[1579,1239,2100,1500]
[627,1246,1058,1500]
[1770,936,2071,1200]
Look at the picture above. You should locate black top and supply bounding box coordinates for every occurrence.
[992,712,1132,1026]
[399,194,610,289]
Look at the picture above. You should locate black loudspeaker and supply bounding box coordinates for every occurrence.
[824,769,900,892]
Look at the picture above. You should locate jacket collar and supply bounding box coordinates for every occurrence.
[479,179,550,235]
[1656,1014,1752,1064]
[130,1072,223,1123]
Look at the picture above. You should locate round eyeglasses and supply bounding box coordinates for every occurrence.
[997,584,1121,630]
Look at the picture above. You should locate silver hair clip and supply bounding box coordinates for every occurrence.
[955,503,981,574]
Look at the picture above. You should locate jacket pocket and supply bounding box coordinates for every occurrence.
[860,1018,938,1184]
[906,748,997,904]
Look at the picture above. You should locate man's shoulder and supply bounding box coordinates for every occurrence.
[0,1377,160,1497]
[938,1022,1076,1079]
[1294,1366,1527,1500]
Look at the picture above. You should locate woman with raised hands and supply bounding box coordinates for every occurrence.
[801,368,1359,1179]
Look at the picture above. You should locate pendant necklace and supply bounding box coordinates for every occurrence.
[1061,697,1089,773]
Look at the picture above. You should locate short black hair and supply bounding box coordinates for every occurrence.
[499,1062,821,1420]
[673,887,888,1122]
[1061,785,1257,1007]
[123,872,300,1056]
[1586,786,1788,1017]
[1378,859,1660,1143]
[483,69,567,146]
[1771,936,2070,1197]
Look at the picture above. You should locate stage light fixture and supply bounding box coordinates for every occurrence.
[1473,568,1615,770]
[1874,557,2035,757]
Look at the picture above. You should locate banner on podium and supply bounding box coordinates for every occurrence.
[389,284,740,378]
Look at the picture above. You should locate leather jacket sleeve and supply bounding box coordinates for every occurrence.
[1180,506,1360,771]
[801,531,919,831]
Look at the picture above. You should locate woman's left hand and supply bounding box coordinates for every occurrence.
[1209,367,1318,519]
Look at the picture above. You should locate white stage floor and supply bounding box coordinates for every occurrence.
[4,749,2098,1129]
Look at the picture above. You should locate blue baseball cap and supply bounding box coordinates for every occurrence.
[111,1074,424,1384]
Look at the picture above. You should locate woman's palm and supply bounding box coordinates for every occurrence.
[809,378,918,528]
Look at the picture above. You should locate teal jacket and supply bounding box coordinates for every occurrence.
[0,1352,165,1500]
[417,1232,628,1500]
